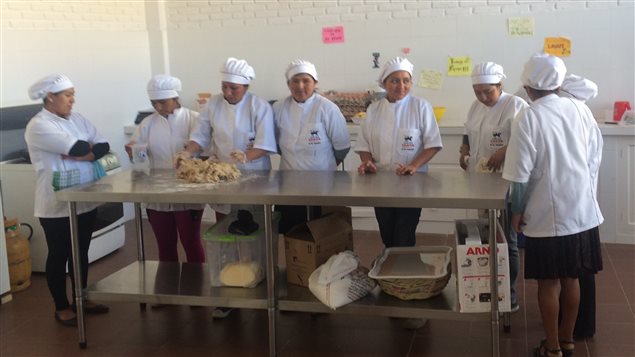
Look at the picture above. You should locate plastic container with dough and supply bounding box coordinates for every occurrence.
[203,210,280,288]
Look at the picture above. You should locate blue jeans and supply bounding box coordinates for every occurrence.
[504,198,519,307]
[506,225,519,306]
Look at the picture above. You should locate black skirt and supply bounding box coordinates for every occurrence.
[524,226,603,280]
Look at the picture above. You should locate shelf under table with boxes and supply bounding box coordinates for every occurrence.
[56,169,509,357]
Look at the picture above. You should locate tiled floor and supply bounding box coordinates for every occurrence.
[1,220,634,357]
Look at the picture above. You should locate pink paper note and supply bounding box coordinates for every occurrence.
[322,26,344,44]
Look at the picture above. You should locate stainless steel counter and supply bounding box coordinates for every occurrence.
[56,169,509,356]
[56,169,508,209]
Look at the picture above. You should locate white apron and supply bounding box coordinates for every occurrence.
[463,93,525,172]
[131,108,204,212]
[205,94,272,171]
[276,95,337,171]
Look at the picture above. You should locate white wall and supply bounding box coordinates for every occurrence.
[1,1,633,145]
[0,1,153,163]
[161,0,634,126]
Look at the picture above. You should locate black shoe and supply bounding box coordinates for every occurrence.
[212,307,234,319]
[85,303,109,314]
[54,312,78,327]
[534,339,562,357]
[401,318,428,330]
[559,340,574,357]
[72,303,110,314]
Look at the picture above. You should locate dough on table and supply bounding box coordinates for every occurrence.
[475,157,501,173]
[176,158,241,183]
[230,150,247,164]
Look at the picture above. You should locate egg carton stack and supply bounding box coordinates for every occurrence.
[322,91,371,120]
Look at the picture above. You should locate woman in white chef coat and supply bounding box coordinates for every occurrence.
[459,62,528,172]
[459,62,528,312]
[503,54,603,357]
[355,57,442,248]
[177,58,276,318]
[557,74,600,342]
[520,72,601,341]
[25,74,110,326]
[125,75,205,264]
[273,59,351,233]
[178,57,277,221]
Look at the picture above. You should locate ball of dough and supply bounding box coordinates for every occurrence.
[219,261,263,288]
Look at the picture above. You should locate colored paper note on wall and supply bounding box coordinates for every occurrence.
[322,26,344,44]
[447,56,472,77]
[508,17,534,37]
[418,69,444,90]
[544,37,571,57]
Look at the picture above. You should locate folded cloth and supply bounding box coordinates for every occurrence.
[92,161,106,180]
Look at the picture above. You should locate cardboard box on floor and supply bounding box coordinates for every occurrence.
[455,219,511,313]
[284,207,353,287]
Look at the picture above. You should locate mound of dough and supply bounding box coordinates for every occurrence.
[230,150,247,164]
[177,158,241,183]
[475,157,501,173]
[220,261,263,288]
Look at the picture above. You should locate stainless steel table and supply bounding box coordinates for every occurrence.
[56,169,509,356]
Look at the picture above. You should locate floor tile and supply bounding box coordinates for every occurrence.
[1,220,633,357]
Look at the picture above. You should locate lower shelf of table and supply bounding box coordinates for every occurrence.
[279,275,488,321]
[86,261,269,309]
[86,261,490,322]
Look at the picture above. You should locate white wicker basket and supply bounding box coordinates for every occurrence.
[368,246,453,300]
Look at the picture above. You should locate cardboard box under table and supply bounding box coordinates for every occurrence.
[203,210,280,288]
[284,211,353,287]
[455,219,511,313]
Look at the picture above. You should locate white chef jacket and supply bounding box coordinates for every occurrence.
[131,107,204,212]
[273,93,350,171]
[354,94,442,172]
[24,109,107,218]
[463,92,528,172]
[190,92,276,170]
[503,94,604,237]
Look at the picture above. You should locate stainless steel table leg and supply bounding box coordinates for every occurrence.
[501,205,512,333]
[264,204,277,357]
[489,209,500,357]
[134,202,145,261]
[134,202,147,311]
[68,201,87,348]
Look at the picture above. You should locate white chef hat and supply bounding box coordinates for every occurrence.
[28,74,74,100]
[147,74,181,100]
[220,57,255,85]
[285,59,318,81]
[521,53,567,90]
[378,57,414,88]
[471,62,506,85]
[559,74,598,102]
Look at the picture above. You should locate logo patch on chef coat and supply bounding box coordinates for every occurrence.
[307,129,321,145]
[489,131,504,149]
[401,135,415,151]
[247,133,256,149]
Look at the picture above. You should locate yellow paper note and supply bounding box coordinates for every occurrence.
[508,17,534,37]
[418,69,444,90]
[544,37,571,57]
[447,56,472,77]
